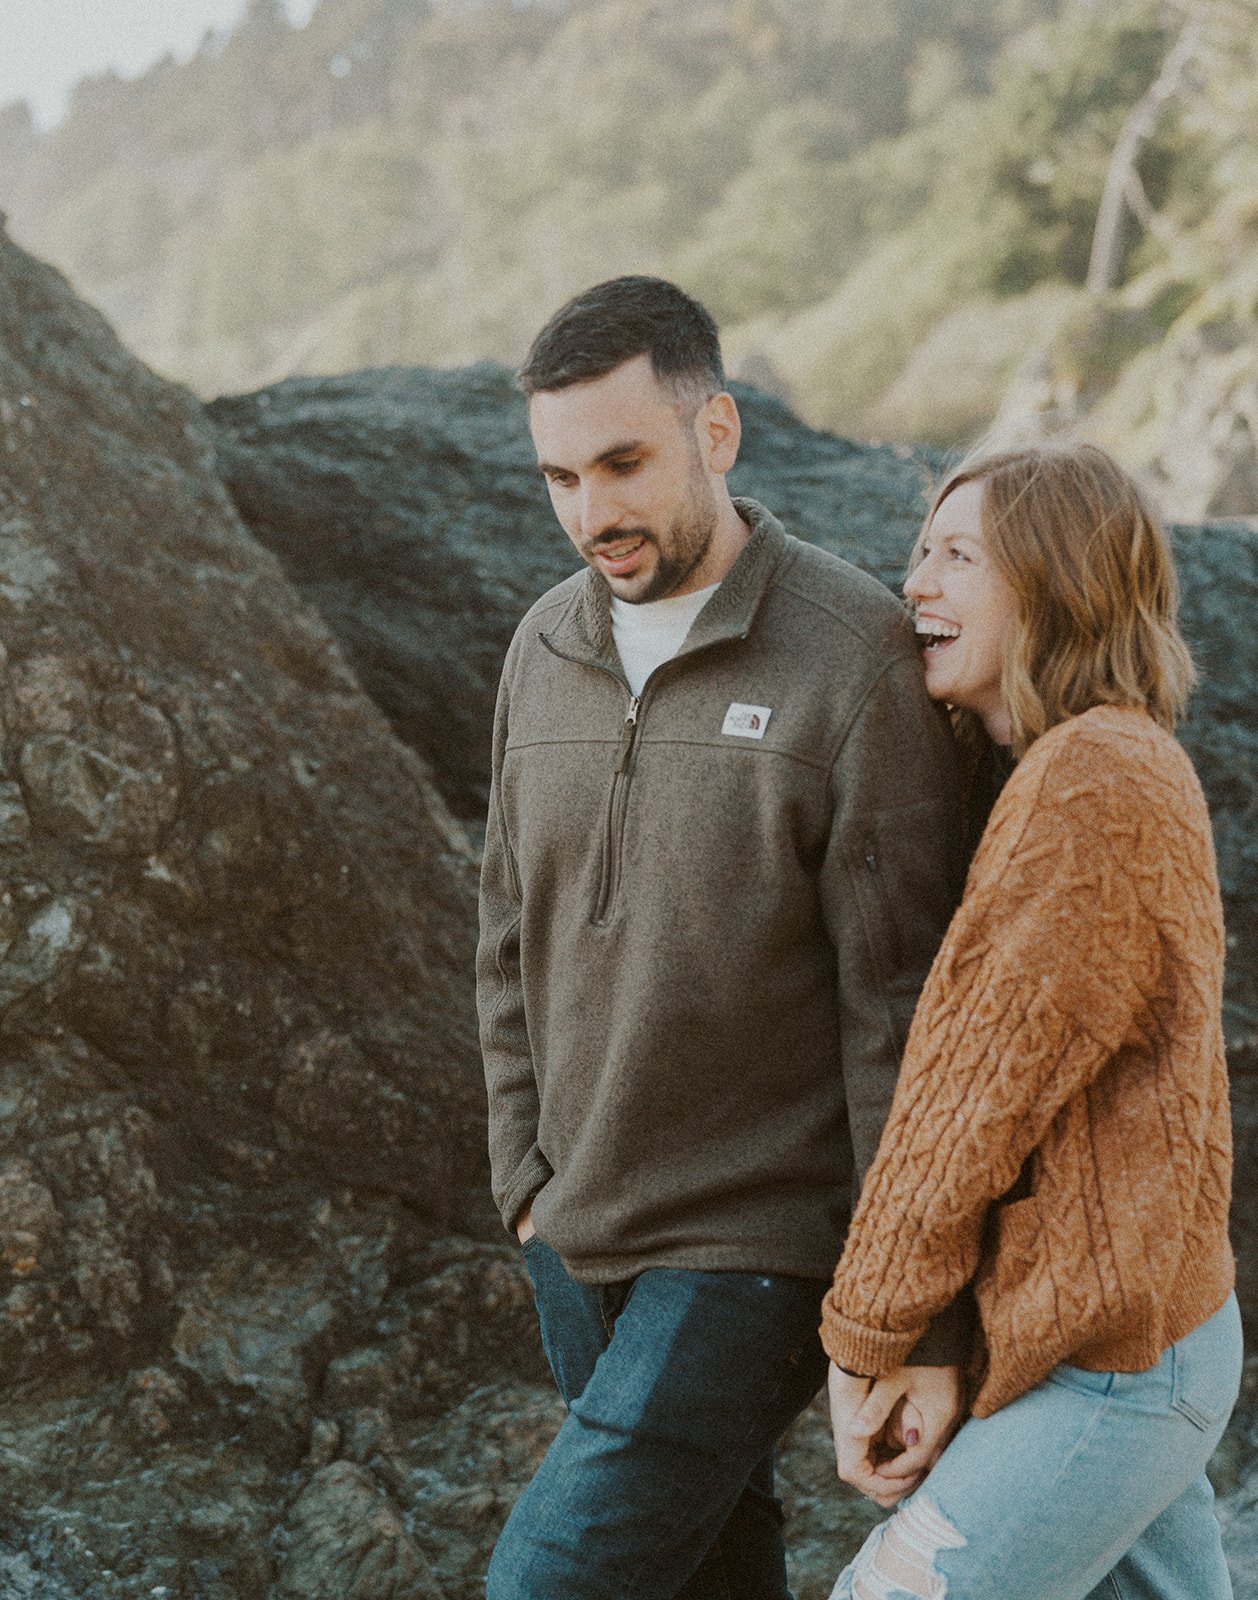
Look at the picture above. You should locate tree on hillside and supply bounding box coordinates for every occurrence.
[1086,16,1201,293]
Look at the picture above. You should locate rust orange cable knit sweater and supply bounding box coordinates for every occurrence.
[821,705,1235,1418]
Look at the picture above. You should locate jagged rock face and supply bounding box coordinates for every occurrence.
[207,364,581,825]
[0,222,509,1597]
[0,213,484,1319]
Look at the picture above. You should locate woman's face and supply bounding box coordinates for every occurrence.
[904,478,1019,745]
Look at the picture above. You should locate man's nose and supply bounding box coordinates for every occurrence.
[579,479,624,540]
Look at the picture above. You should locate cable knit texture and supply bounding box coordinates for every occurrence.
[821,705,1234,1418]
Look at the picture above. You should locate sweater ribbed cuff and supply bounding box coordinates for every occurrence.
[819,1289,923,1377]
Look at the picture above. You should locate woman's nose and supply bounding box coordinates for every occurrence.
[904,556,936,601]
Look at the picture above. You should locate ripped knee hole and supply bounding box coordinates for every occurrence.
[850,1495,967,1600]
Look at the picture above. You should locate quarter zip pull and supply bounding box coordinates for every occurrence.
[614,696,642,774]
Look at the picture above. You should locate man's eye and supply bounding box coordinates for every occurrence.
[609,458,641,474]
[949,546,971,562]
[544,472,575,489]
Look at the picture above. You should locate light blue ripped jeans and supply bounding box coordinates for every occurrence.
[830,1293,1243,1600]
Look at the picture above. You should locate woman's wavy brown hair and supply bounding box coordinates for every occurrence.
[914,440,1196,757]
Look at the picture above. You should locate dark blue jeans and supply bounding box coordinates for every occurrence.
[487,1238,830,1600]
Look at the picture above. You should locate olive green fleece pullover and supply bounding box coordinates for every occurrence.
[477,501,968,1357]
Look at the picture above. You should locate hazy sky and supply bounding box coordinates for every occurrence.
[0,0,319,127]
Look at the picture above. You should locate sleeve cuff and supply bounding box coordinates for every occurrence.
[500,1147,553,1236]
[819,1290,922,1377]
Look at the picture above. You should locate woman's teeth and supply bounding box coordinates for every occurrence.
[915,620,960,651]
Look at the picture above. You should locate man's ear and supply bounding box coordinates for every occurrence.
[698,391,741,474]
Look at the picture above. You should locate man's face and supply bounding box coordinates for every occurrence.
[528,353,721,604]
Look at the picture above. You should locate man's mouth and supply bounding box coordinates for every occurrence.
[591,535,649,576]
[915,617,960,653]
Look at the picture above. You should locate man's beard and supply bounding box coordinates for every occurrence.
[588,465,719,604]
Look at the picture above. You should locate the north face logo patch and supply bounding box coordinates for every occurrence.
[722,703,772,739]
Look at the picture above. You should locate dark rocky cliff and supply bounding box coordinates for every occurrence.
[1,217,1255,1595]
[0,221,543,1600]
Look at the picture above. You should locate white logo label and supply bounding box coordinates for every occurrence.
[722,703,772,739]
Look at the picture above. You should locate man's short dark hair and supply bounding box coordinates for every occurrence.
[518,276,724,408]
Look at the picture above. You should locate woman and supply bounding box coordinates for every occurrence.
[823,442,1240,1600]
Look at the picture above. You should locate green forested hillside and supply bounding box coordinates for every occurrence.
[2,0,1255,515]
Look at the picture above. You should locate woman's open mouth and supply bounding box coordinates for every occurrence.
[915,618,960,653]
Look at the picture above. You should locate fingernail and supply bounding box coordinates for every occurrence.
[905,1428,920,1447]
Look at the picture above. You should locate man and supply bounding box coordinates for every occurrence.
[477,276,968,1599]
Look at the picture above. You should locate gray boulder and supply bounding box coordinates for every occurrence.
[0,218,512,1597]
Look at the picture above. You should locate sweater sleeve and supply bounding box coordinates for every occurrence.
[476,654,553,1234]
[821,731,1167,1377]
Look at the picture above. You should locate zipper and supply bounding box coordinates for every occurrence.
[539,623,747,930]
[593,694,640,925]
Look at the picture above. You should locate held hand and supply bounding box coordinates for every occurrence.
[516,1206,536,1245]
[855,1364,965,1489]
[829,1364,918,1508]
[829,1361,964,1509]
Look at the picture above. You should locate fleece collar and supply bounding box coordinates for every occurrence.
[539,498,789,678]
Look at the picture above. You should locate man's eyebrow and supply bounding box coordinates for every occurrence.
[536,438,647,475]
